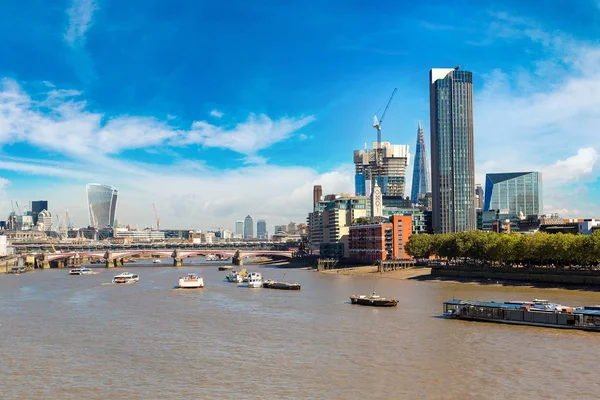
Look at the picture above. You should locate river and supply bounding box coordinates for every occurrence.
[1,259,600,399]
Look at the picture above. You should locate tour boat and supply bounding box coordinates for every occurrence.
[247,272,263,288]
[350,293,398,307]
[443,299,600,331]
[112,272,140,284]
[153,259,161,264]
[226,270,243,283]
[178,273,204,289]
[69,267,94,275]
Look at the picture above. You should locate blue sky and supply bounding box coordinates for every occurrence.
[0,0,599,230]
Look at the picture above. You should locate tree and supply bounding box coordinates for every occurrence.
[406,234,433,258]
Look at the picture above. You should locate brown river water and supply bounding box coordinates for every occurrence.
[1,258,600,399]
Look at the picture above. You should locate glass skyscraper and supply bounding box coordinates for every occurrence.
[256,219,267,239]
[429,67,476,233]
[484,172,543,216]
[410,121,430,203]
[244,215,254,239]
[86,184,118,228]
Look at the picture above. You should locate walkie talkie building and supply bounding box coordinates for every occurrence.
[86,184,118,228]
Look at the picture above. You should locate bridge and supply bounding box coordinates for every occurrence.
[34,249,296,269]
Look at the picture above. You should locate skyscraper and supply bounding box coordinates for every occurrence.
[484,172,543,216]
[31,200,48,225]
[235,220,244,236]
[429,67,476,233]
[354,142,409,200]
[256,219,267,239]
[244,215,254,239]
[410,122,431,204]
[86,184,118,228]
[475,184,484,210]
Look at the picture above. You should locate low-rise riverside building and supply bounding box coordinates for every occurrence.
[348,215,413,262]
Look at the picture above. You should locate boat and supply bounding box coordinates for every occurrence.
[8,266,27,274]
[177,273,204,289]
[443,299,600,331]
[350,292,398,307]
[205,254,218,261]
[247,272,263,288]
[225,270,243,283]
[112,272,140,284]
[69,267,94,275]
[263,280,301,290]
[218,265,233,271]
[152,259,161,264]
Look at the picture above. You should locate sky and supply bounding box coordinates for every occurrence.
[1,0,600,231]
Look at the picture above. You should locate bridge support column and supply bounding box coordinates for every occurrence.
[173,258,183,267]
[39,256,50,269]
[105,260,114,268]
[232,256,243,266]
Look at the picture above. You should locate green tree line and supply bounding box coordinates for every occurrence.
[405,231,600,266]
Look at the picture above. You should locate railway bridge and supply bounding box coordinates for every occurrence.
[34,249,295,268]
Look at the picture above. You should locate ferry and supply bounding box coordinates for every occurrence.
[112,272,140,284]
[69,267,94,275]
[177,273,204,289]
[247,272,263,288]
[443,299,600,331]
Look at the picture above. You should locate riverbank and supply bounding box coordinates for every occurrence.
[321,266,431,280]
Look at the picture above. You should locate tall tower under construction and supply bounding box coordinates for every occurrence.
[410,122,431,204]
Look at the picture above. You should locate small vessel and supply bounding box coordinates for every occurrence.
[205,254,218,261]
[69,267,94,275]
[263,280,301,290]
[350,292,398,307]
[152,259,161,264]
[177,273,204,289]
[443,299,600,331]
[226,270,243,283]
[112,272,139,284]
[8,266,27,274]
[247,272,263,288]
[218,265,234,271]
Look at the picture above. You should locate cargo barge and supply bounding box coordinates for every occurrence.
[443,299,600,331]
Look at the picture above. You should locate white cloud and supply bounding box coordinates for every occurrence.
[544,148,599,183]
[182,113,315,155]
[64,0,98,47]
[0,79,312,159]
[210,110,224,118]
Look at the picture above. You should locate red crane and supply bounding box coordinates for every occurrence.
[153,203,160,231]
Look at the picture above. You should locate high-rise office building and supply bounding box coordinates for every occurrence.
[31,200,48,225]
[429,67,476,233]
[256,219,267,239]
[410,122,431,204]
[86,184,118,228]
[235,220,244,236]
[244,215,254,239]
[313,185,323,209]
[484,172,543,216]
[475,184,484,210]
[354,141,409,200]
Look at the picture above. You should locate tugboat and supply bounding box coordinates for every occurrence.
[350,292,398,307]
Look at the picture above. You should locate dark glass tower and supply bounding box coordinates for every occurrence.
[410,122,430,204]
[429,68,476,233]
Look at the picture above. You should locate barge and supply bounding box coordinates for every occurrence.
[350,293,398,307]
[263,280,301,290]
[443,299,600,331]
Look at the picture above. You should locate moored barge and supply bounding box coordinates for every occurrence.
[350,293,398,307]
[263,280,301,290]
[443,299,600,331]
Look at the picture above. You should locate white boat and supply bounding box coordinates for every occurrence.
[153,259,161,264]
[112,272,139,284]
[178,273,204,289]
[226,270,243,283]
[247,272,263,288]
[69,267,94,275]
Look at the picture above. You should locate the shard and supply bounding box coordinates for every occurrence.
[410,122,431,203]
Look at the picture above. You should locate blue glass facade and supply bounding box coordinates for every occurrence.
[410,122,430,203]
[484,172,543,216]
[429,68,476,233]
[355,173,366,196]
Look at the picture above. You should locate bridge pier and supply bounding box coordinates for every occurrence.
[232,256,243,266]
[173,258,183,267]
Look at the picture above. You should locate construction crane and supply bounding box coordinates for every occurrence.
[152,203,160,231]
[372,88,397,186]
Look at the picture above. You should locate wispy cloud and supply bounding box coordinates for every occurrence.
[64,0,98,47]
[420,21,455,31]
[0,78,313,160]
[210,109,224,118]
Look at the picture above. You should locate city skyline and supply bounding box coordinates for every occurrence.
[0,1,599,228]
